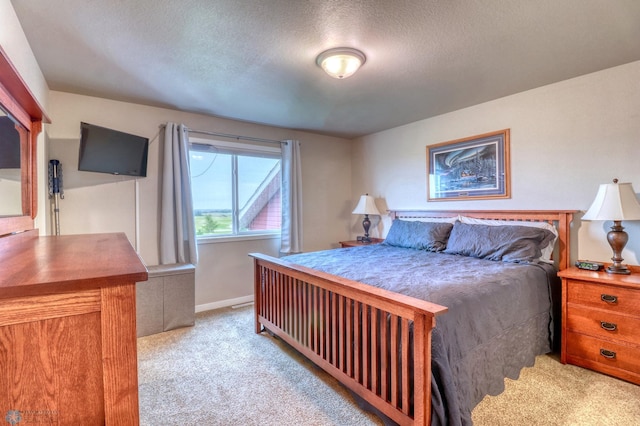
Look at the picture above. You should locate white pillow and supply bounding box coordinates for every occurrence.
[396,215,460,224]
[459,216,558,263]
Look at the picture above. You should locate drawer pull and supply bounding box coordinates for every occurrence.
[600,321,617,331]
[600,349,617,359]
[600,294,618,304]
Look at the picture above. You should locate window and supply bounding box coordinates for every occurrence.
[189,139,282,238]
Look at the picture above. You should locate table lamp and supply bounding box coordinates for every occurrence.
[582,179,640,274]
[352,194,380,243]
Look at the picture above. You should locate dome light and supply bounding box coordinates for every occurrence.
[316,48,366,79]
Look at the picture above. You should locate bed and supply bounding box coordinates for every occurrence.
[251,210,574,425]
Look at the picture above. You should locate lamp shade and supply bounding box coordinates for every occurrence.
[582,181,640,221]
[352,194,380,215]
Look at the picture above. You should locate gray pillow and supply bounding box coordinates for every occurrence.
[383,219,453,252]
[443,222,556,263]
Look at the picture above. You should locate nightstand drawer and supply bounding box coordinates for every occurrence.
[567,280,640,316]
[566,331,640,376]
[566,305,640,345]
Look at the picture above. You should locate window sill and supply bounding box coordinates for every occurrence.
[197,233,280,245]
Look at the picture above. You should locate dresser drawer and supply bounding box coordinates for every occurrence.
[566,280,640,316]
[566,305,640,345]
[566,331,640,376]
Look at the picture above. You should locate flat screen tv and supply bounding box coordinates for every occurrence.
[78,122,149,177]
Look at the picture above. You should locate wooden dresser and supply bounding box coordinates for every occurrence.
[559,266,640,385]
[0,232,148,425]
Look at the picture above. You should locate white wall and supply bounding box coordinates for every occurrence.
[353,61,640,265]
[46,91,353,308]
[0,0,50,230]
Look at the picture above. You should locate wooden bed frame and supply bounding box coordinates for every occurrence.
[251,210,574,425]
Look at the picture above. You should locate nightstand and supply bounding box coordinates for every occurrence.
[558,266,640,385]
[339,238,384,248]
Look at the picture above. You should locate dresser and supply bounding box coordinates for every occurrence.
[558,266,640,385]
[0,232,148,425]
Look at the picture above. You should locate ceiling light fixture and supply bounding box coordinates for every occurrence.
[316,47,366,79]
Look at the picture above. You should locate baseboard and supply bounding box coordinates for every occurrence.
[195,295,254,313]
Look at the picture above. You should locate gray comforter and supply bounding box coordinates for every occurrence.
[285,244,557,425]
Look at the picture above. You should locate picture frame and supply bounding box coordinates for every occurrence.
[426,129,510,201]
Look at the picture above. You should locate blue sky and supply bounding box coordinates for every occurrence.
[189,151,279,211]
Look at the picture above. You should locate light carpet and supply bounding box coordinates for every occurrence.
[137,305,640,425]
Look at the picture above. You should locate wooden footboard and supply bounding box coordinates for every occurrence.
[251,253,448,425]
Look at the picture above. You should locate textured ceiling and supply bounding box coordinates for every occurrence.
[10,0,640,139]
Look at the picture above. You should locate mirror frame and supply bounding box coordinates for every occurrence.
[0,46,49,235]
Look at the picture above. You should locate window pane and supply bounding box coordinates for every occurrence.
[190,150,233,236]
[238,156,281,232]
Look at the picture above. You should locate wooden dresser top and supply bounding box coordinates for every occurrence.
[0,232,148,299]
[558,266,640,289]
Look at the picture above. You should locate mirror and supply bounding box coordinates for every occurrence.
[0,107,27,216]
[0,46,48,235]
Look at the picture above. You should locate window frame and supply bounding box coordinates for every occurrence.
[189,137,282,242]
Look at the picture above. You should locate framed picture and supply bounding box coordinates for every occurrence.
[427,129,510,201]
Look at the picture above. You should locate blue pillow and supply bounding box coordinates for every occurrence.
[443,222,556,263]
[383,220,453,252]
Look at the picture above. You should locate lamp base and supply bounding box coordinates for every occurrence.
[361,214,371,241]
[606,264,631,275]
[606,221,631,275]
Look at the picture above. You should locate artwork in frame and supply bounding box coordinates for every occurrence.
[427,129,510,201]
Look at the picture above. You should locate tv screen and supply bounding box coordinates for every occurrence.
[0,115,21,169]
[78,122,149,177]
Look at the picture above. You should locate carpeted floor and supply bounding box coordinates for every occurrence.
[137,305,640,425]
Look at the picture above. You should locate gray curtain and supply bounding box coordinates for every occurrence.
[159,122,198,265]
[280,139,303,254]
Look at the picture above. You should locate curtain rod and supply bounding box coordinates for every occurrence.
[188,128,283,144]
[159,124,283,145]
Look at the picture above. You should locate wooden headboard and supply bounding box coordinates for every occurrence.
[389,210,575,270]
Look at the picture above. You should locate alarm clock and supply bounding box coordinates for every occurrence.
[575,260,604,271]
